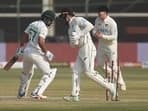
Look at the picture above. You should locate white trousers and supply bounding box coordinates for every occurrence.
[97,44,125,86]
[71,43,113,96]
[19,48,56,95]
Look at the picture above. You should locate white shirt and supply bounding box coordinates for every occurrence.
[68,16,94,47]
[93,16,118,46]
[24,20,48,52]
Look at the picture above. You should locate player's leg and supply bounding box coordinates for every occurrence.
[64,56,82,101]
[107,51,126,91]
[31,54,57,99]
[97,46,126,91]
[25,65,35,96]
[17,53,33,98]
[72,56,82,97]
[84,50,109,90]
[84,46,117,99]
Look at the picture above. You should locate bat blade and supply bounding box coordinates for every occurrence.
[3,55,19,71]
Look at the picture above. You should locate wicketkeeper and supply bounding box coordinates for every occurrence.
[16,10,57,99]
[59,8,117,102]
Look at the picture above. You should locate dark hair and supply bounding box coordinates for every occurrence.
[60,8,75,16]
[98,5,109,13]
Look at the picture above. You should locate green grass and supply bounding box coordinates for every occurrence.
[0,67,148,111]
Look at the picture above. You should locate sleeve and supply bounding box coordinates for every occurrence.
[78,17,94,36]
[102,21,118,40]
[92,18,98,36]
[24,24,31,34]
[39,27,48,39]
[69,20,81,40]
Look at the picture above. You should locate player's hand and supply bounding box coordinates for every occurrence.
[16,47,24,57]
[45,51,54,61]
[71,36,79,43]
[71,32,80,41]
[95,32,103,38]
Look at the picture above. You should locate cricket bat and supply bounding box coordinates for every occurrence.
[3,55,19,71]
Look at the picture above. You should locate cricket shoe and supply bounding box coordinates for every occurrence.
[17,85,27,99]
[31,93,47,100]
[109,82,117,101]
[63,95,80,102]
[120,84,126,91]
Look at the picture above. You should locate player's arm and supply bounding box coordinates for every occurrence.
[16,24,31,56]
[16,32,29,57]
[92,18,99,37]
[20,32,29,47]
[38,37,48,53]
[78,18,94,36]
[92,18,105,39]
[20,24,32,47]
[70,18,93,40]
[92,19,117,41]
[38,37,54,61]
[38,29,54,61]
[4,32,29,70]
[38,27,49,53]
[69,20,81,45]
[69,28,80,47]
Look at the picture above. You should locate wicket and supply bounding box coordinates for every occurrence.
[105,60,120,101]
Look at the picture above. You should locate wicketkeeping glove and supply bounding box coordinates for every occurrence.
[70,32,80,46]
[45,51,54,61]
[71,32,80,41]
[16,47,24,57]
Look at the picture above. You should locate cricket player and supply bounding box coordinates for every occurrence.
[92,6,126,91]
[59,8,117,101]
[16,10,57,99]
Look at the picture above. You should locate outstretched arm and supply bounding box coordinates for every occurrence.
[38,37,48,53]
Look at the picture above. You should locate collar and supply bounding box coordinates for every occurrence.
[98,16,109,22]
[104,16,109,22]
[69,16,75,24]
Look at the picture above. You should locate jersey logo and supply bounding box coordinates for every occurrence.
[98,23,101,26]
[105,24,109,27]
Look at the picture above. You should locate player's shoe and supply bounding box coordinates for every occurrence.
[109,83,117,101]
[17,84,27,99]
[63,95,80,102]
[120,84,126,91]
[31,93,47,100]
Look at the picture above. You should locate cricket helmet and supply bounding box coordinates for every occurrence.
[41,10,56,26]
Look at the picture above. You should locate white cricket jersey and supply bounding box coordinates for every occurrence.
[68,16,94,47]
[93,16,118,47]
[24,20,48,53]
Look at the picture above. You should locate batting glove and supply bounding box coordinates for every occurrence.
[16,47,24,57]
[45,51,54,61]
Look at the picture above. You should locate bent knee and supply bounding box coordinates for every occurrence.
[85,71,95,77]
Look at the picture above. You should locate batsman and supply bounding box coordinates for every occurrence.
[92,6,126,91]
[16,10,57,99]
[59,8,117,101]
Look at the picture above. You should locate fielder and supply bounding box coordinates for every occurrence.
[16,10,57,99]
[59,9,117,102]
[92,6,126,91]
